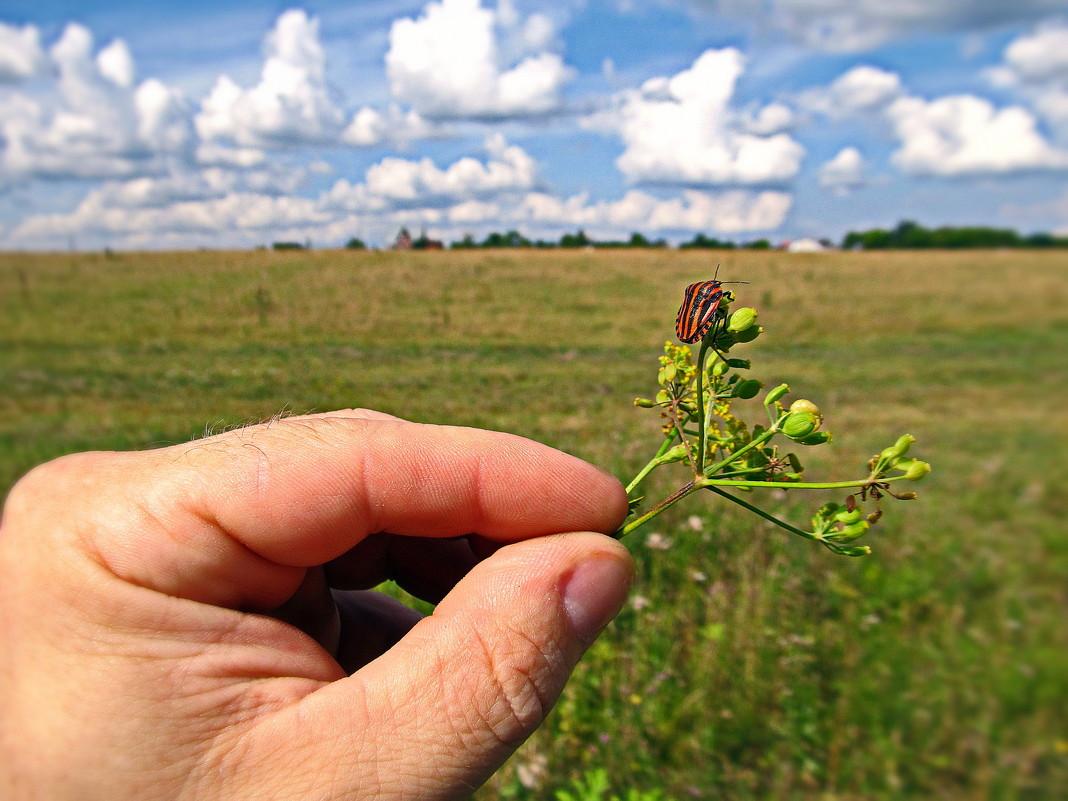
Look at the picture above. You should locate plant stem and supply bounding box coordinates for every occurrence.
[703,484,820,543]
[618,479,700,537]
[700,415,784,477]
[625,437,676,494]
[695,340,710,475]
[700,476,905,491]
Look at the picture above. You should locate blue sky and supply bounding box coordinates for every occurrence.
[2,0,1068,249]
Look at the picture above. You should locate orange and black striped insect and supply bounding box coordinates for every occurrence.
[674,270,748,344]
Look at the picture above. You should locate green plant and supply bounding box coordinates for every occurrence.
[622,291,930,556]
[554,769,668,801]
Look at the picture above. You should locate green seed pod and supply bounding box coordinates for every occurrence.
[732,325,762,343]
[879,434,915,462]
[795,431,833,446]
[711,360,729,377]
[733,379,762,399]
[789,399,822,419]
[727,358,751,369]
[782,411,819,439]
[765,384,790,404]
[655,389,671,404]
[659,444,690,464]
[903,460,932,481]
[827,519,870,543]
[634,397,657,408]
[835,508,863,525]
[836,545,872,557]
[727,307,758,333]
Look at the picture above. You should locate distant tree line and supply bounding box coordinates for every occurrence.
[447,229,778,250]
[841,220,1068,250]
[322,220,1068,252]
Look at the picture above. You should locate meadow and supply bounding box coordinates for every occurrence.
[2,247,1066,799]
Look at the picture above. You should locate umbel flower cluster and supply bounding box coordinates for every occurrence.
[620,288,930,556]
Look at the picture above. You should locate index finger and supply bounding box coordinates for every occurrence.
[185,412,628,564]
[52,411,627,606]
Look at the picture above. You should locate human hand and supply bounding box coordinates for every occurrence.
[0,410,633,800]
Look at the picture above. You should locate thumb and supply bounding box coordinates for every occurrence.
[255,533,633,800]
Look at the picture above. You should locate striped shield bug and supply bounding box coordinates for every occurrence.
[674,269,748,344]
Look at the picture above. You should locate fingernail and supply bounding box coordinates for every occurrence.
[561,548,634,644]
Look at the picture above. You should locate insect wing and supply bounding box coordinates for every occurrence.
[675,280,725,343]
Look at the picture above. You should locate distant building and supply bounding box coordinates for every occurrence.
[393,228,413,250]
[785,237,827,253]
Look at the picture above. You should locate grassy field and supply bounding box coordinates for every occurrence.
[2,247,1066,799]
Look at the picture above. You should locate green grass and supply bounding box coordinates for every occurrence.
[2,248,1066,799]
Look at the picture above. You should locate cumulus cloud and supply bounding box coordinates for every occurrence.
[804,65,904,115]
[385,0,573,118]
[324,133,538,211]
[987,21,1068,140]
[0,21,46,81]
[588,48,804,186]
[195,10,345,147]
[888,93,1068,175]
[509,188,791,233]
[10,189,329,248]
[1002,20,1068,83]
[0,23,192,183]
[818,147,868,193]
[806,61,1068,176]
[340,105,442,147]
[692,0,1064,52]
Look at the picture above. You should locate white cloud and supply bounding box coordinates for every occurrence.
[325,134,538,210]
[988,22,1068,141]
[9,187,329,247]
[0,21,46,81]
[589,48,804,186]
[693,0,1064,52]
[0,23,192,182]
[827,65,903,112]
[819,147,868,193]
[96,38,135,88]
[1003,21,1068,83]
[195,10,345,147]
[513,188,791,233]
[340,105,442,146]
[385,0,573,118]
[889,93,1068,175]
[741,103,794,135]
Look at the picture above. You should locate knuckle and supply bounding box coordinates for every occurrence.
[465,625,564,749]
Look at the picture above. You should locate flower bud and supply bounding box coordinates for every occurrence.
[782,411,819,440]
[727,307,758,333]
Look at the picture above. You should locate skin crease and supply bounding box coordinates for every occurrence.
[0,410,634,800]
